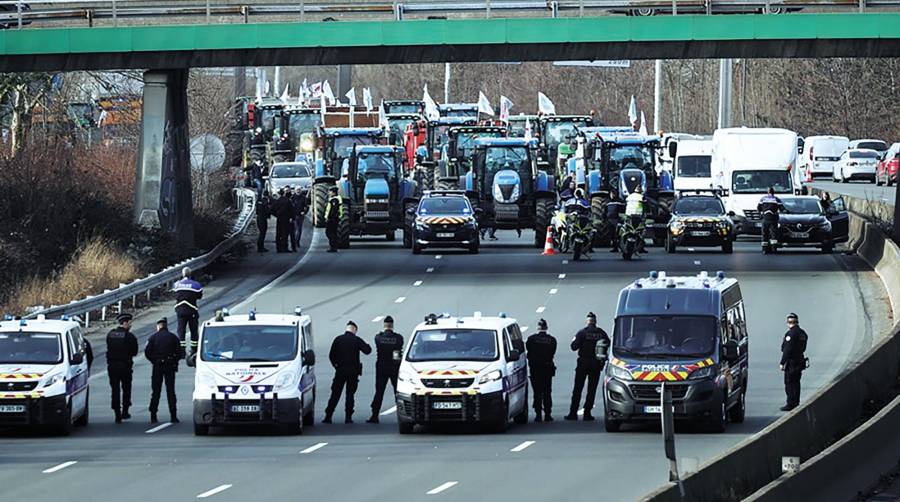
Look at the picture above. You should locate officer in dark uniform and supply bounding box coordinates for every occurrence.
[565,312,610,421]
[173,267,203,363]
[324,321,372,424]
[758,186,784,243]
[780,312,808,411]
[606,188,625,252]
[145,318,183,424]
[325,186,342,253]
[290,187,309,252]
[367,316,404,424]
[526,319,557,422]
[273,188,293,253]
[106,313,138,423]
[256,194,272,253]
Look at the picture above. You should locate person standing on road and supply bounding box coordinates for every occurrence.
[780,313,809,412]
[565,312,610,421]
[145,318,183,424]
[290,187,309,252]
[106,313,138,424]
[273,187,293,253]
[758,186,784,243]
[367,316,404,424]
[526,319,557,422]
[325,186,343,253]
[324,321,372,424]
[256,194,272,253]
[173,267,203,364]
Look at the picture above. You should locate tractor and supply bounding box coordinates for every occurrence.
[385,113,422,148]
[436,125,507,191]
[335,145,419,248]
[536,115,593,174]
[279,106,321,163]
[506,114,539,138]
[382,100,425,115]
[409,117,477,192]
[438,103,479,119]
[310,127,387,228]
[459,138,557,247]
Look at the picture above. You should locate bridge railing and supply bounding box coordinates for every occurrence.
[23,188,257,325]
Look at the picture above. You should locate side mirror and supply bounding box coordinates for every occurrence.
[302,350,316,366]
[668,142,677,159]
[406,207,417,216]
[727,211,736,217]
[721,340,739,362]
[71,353,84,365]
[507,349,521,362]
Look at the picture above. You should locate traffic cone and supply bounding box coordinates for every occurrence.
[541,226,555,256]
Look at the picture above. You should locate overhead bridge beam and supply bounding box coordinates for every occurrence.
[3,14,900,71]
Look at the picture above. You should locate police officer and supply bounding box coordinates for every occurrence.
[325,186,343,253]
[256,193,272,253]
[145,318,182,424]
[367,316,404,424]
[324,321,372,424]
[780,313,809,411]
[526,319,557,422]
[173,267,203,363]
[273,188,293,253]
[758,186,784,244]
[106,313,138,423]
[607,188,625,252]
[565,312,610,421]
[290,187,309,252]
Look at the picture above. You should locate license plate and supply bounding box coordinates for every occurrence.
[432,401,462,410]
[644,405,662,414]
[789,231,809,239]
[437,233,454,238]
[691,231,711,237]
[231,405,259,413]
[754,222,763,228]
[0,404,25,413]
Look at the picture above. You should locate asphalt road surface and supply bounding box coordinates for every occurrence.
[811,180,897,206]
[0,229,885,502]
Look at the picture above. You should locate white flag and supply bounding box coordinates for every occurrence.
[264,79,271,97]
[639,111,648,135]
[98,109,108,127]
[280,83,290,104]
[524,118,533,140]
[378,99,388,128]
[254,68,263,101]
[298,78,309,105]
[499,96,514,122]
[320,93,327,125]
[478,91,494,116]
[345,87,357,107]
[363,88,373,113]
[628,95,638,127]
[323,81,336,105]
[423,84,440,120]
[538,92,556,115]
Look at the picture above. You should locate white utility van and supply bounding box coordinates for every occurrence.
[395,313,528,434]
[0,317,90,434]
[672,139,715,191]
[711,128,799,235]
[799,136,849,180]
[192,309,316,435]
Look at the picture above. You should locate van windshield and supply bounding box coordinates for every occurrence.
[407,329,498,362]
[731,170,792,194]
[614,316,716,359]
[201,325,298,362]
[0,332,62,364]
[677,156,712,178]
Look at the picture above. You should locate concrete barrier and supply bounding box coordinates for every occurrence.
[642,210,900,502]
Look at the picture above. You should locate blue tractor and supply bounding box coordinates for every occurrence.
[336,145,419,248]
[311,127,386,228]
[461,138,557,247]
[582,130,675,247]
[436,125,507,191]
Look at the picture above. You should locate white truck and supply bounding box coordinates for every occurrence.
[672,139,715,191]
[711,128,799,235]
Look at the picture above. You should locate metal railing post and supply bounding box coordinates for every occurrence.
[112,0,117,26]
[579,0,584,17]
[300,0,305,22]
[859,0,865,12]
[672,0,678,15]
[85,312,90,329]
[242,5,249,23]
[206,0,211,23]
[486,0,491,18]
[551,1,558,18]
[16,1,22,28]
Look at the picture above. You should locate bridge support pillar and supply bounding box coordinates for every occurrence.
[133,69,194,247]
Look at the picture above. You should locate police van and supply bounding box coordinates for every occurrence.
[0,316,90,434]
[603,271,748,433]
[395,313,528,434]
[192,309,316,435]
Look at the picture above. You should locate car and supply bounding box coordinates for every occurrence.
[798,135,849,181]
[666,190,735,254]
[192,309,316,436]
[395,312,528,434]
[0,316,90,434]
[833,149,878,183]
[876,142,900,187]
[266,160,312,196]
[603,271,748,433]
[407,190,480,254]
[849,138,888,155]
[773,195,849,253]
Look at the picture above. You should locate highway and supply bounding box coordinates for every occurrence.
[0,228,885,502]
[810,180,897,206]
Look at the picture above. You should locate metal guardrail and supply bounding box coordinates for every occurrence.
[24,187,257,326]
[0,0,893,27]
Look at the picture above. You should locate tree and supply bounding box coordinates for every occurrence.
[0,72,53,156]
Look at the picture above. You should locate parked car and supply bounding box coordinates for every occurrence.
[849,139,888,156]
[798,135,848,181]
[876,142,900,187]
[833,149,878,183]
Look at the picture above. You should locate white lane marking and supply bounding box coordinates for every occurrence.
[380,406,397,416]
[372,315,385,323]
[549,288,558,295]
[395,296,406,304]
[413,280,423,287]
[694,260,701,265]
[145,422,173,434]
[426,267,435,273]
[535,306,546,314]
[558,273,566,279]
[435,255,443,260]
[510,440,536,452]
[43,461,77,474]
[427,482,459,495]
[231,230,322,312]
[562,260,569,265]
[197,484,232,498]
[300,442,329,454]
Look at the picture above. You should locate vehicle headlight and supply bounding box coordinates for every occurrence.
[510,184,520,202]
[41,373,65,388]
[716,220,731,229]
[670,220,685,235]
[276,372,297,390]
[300,133,315,152]
[398,369,419,384]
[688,366,714,380]
[492,183,504,201]
[818,220,832,231]
[478,370,503,384]
[607,364,633,381]
[196,369,216,389]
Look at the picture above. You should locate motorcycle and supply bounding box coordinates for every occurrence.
[567,205,594,261]
[619,215,645,261]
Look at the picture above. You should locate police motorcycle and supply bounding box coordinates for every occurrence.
[618,168,650,261]
[553,198,594,261]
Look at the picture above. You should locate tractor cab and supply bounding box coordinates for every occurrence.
[253,98,286,140]
[537,115,593,172]
[440,125,508,186]
[427,117,478,161]
[282,107,321,161]
[383,100,425,115]
[385,113,422,147]
[507,114,539,138]
[439,103,479,119]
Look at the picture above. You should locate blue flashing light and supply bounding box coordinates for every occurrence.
[649,271,659,279]
[716,271,726,280]
[499,312,507,318]
[19,319,27,327]
[248,309,257,321]
[3,314,12,321]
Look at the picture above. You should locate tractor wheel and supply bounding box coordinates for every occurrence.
[534,197,554,248]
[312,182,330,229]
[422,163,436,191]
[437,180,457,191]
[591,195,612,248]
[337,201,351,249]
[403,202,416,249]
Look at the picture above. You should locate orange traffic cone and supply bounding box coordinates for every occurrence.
[541,226,555,256]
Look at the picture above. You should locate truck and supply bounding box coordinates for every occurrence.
[436,125,507,190]
[672,139,715,191]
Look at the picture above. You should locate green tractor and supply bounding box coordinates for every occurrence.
[437,125,508,191]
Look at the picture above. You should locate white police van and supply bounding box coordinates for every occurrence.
[395,312,528,433]
[0,316,90,434]
[192,309,316,435]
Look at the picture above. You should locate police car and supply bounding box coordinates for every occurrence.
[0,316,90,434]
[192,309,316,435]
[603,271,748,433]
[395,313,528,433]
[405,190,480,254]
[666,190,735,254]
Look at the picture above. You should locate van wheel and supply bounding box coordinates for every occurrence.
[604,416,621,433]
[398,421,414,434]
[722,241,733,254]
[56,403,73,436]
[193,423,210,436]
[303,408,315,427]
[729,391,746,423]
[709,394,727,433]
[74,390,89,426]
[513,389,528,425]
[666,235,676,254]
[491,401,509,433]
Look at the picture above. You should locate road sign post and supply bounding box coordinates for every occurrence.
[661,383,685,496]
